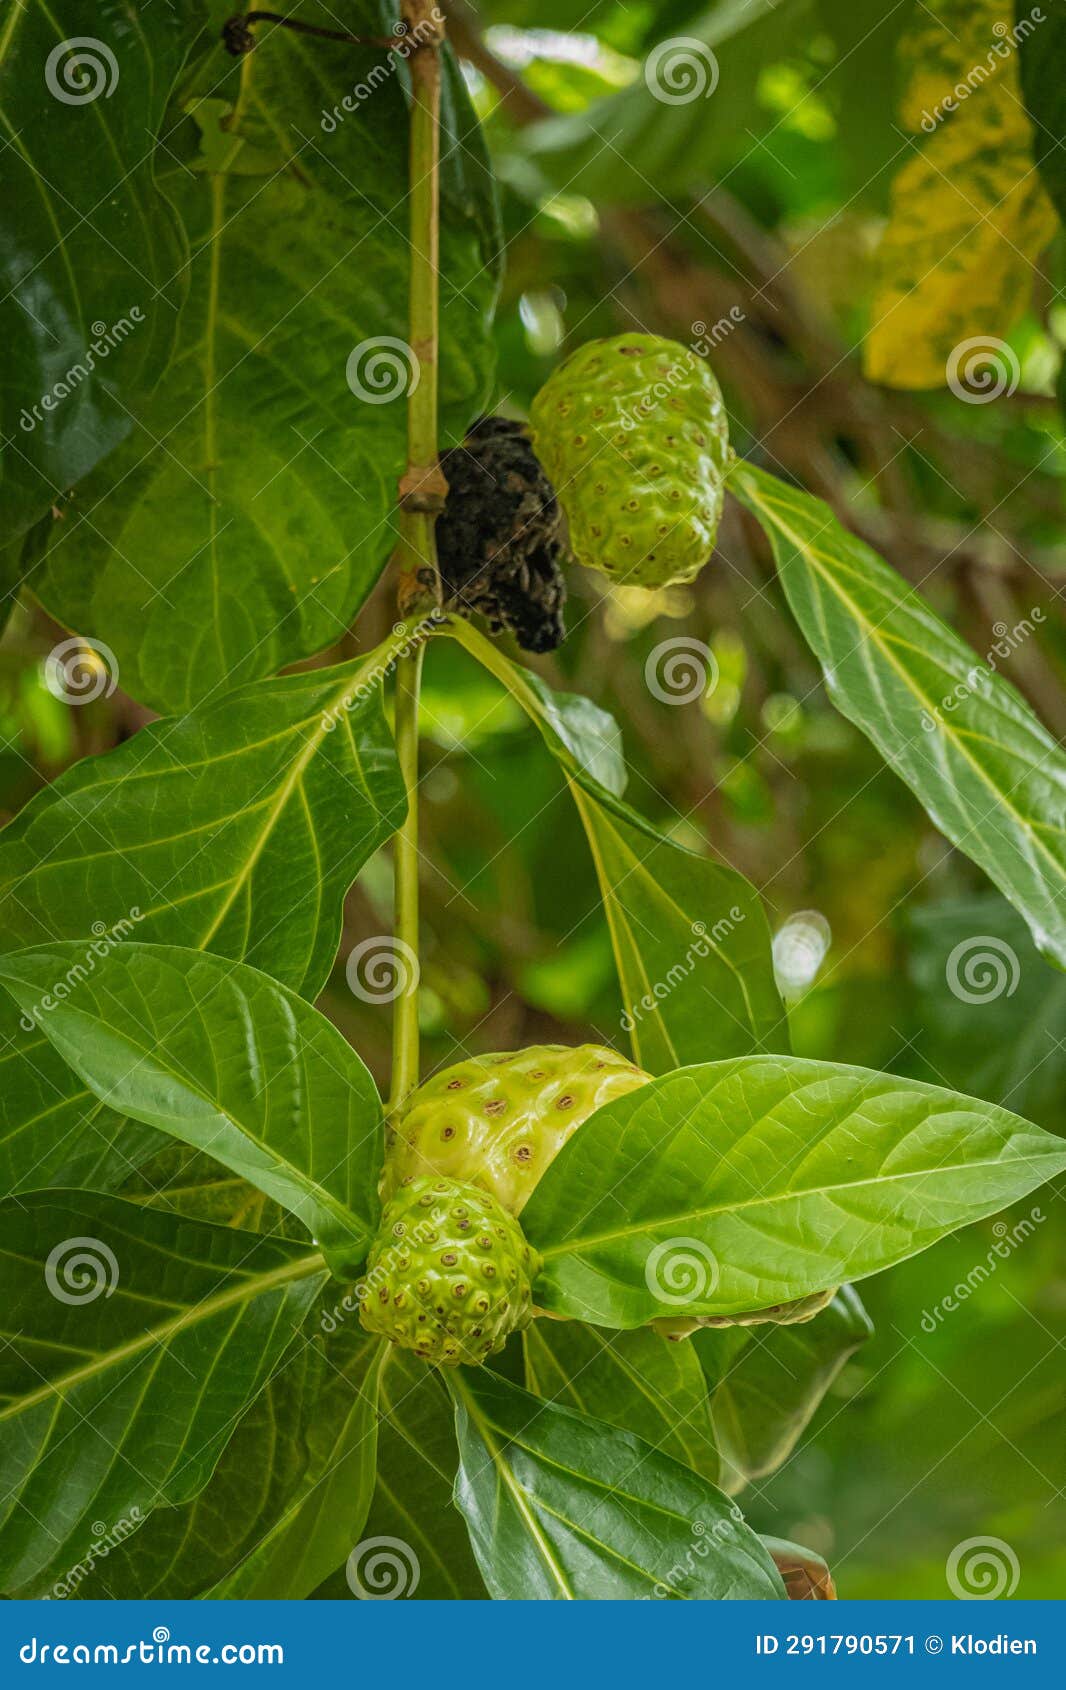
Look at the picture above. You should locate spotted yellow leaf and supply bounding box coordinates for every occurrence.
[864,0,1056,389]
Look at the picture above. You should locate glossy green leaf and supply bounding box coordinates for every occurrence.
[60,1317,380,1599]
[0,1191,326,1595]
[0,1033,158,1203]
[0,944,383,1271]
[34,6,499,710]
[0,646,405,1201]
[524,1320,719,1485]
[523,1057,1066,1327]
[0,0,203,535]
[448,619,786,1069]
[571,786,787,1070]
[0,653,406,993]
[206,1330,384,1598]
[450,1366,784,1599]
[355,1349,486,1600]
[520,0,809,207]
[731,462,1066,970]
[695,1285,873,1492]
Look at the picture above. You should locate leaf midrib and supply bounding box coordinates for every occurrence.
[537,1148,1065,1259]
[0,1249,325,1420]
[11,989,366,1244]
[739,470,1066,886]
[452,1374,575,1600]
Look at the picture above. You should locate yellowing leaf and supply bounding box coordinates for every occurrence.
[864,0,1056,389]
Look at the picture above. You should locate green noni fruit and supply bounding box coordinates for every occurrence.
[358,1175,538,1367]
[382,1043,650,1216]
[529,334,730,587]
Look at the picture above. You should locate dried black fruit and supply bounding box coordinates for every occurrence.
[436,416,567,653]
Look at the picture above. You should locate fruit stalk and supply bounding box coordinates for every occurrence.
[388,640,424,1115]
[388,2,447,1115]
[394,0,448,616]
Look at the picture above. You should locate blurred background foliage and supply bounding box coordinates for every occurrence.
[2,0,1064,1599]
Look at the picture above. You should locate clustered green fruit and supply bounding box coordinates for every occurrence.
[530,334,730,588]
[358,1175,538,1367]
[382,1043,650,1216]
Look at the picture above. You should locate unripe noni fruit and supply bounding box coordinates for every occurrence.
[529,334,729,588]
[382,1043,650,1216]
[358,1175,538,1367]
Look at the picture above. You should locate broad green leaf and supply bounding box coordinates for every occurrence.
[524,1320,719,1485]
[571,785,788,1071]
[0,652,406,995]
[731,463,1066,971]
[0,1190,326,1595]
[0,645,406,1201]
[0,1033,159,1202]
[448,618,786,1069]
[0,0,204,535]
[0,944,383,1271]
[34,6,499,710]
[206,1330,384,1598]
[519,0,809,207]
[523,1057,1066,1327]
[60,1318,380,1599]
[695,1286,873,1493]
[345,1349,487,1600]
[864,0,1055,386]
[119,1142,302,1235]
[450,1366,784,1599]
[1020,4,1066,231]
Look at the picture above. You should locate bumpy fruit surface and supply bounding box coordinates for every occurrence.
[383,1044,650,1216]
[358,1176,538,1367]
[530,335,730,588]
[653,1287,837,1342]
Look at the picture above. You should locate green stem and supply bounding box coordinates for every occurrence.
[388,642,425,1115]
[395,1,447,616]
[387,4,446,1110]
